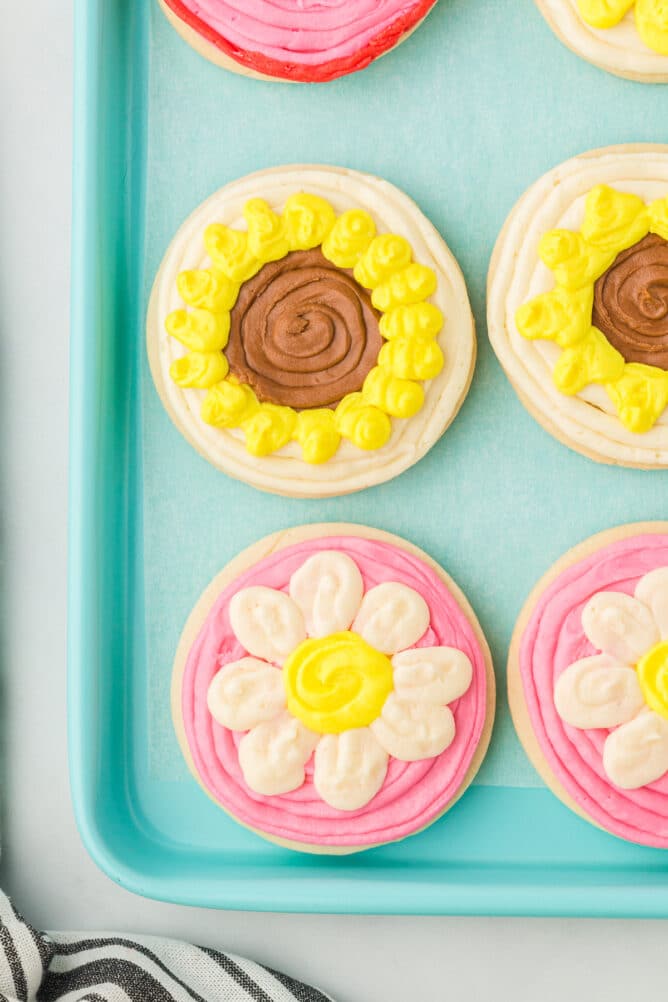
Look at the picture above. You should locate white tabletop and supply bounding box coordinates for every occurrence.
[2,3,667,999]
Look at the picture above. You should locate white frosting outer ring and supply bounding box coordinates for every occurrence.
[535,0,668,82]
[147,165,475,498]
[487,144,668,469]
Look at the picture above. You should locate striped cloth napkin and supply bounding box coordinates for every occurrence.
[0,891,334,1002]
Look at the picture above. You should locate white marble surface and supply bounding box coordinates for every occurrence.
[1,3,667,999]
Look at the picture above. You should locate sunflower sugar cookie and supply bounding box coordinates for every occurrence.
[148,165,476,496]
[488,145,668,467]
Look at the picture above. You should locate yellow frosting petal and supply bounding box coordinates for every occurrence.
[201,380,259,428]
[577,0,634,27]
[649,197,668,241]
[379,302,444,341]
[353,234,413,289]
[580,185,649,254]
[378,335,444,381]
[242,404,296,456]
[293,409,341,464]
[606,363,668,433]
[538,230,611,289]
[335,393,392,450]
[283,193,336,251]
[362,366,425,418]
[284,631,394,734]
[635,0,668,54]
[170,351,229,389]
[515,286,594,348]
[176,268,239,312]
[371,264,437,311]
[243,198,290,263]
[204,224,262,283]
[321,210,376,268]
[165,308,230,351]
[552,327,625,395]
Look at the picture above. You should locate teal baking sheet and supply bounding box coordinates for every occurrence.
[69,0,668,914]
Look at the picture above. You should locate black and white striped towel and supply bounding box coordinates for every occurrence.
[0,891,334,1002]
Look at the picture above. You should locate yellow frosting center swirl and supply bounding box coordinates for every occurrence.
[283,631,394,734]
[637,640,668,721]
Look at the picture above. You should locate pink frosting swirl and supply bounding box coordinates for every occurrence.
[163,0,438,82]
[519,532,668,848]
[181,536,489,847]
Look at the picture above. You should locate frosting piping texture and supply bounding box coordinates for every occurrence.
[166,193,444,463]
[226,249,382,408]
[593,234,668,370]
[515,184,668,435]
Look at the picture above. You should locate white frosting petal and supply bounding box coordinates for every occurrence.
[289,551,364,638]
[352,583,430,655]
[206,658,286,732]
[582,591,659,664]
[371,694,455,761]
[603,711,668,790]
[238,712,319,796]
[313,728,388,811]
[635,567,668,640]
[391,647,473,705]
[553,655,645,729]
[229,586,306,665]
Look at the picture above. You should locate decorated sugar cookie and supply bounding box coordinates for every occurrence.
[158,0,439,83]
[488,145,668,468]
[536,0,668,81]
[172,524,495,853]
[148,165,475,497]
[509,522,668,848]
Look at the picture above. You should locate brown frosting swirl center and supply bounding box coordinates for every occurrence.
[592,233,668,370]
[226,249,382,408]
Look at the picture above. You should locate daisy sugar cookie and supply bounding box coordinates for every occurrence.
[488,144,668,468]
[536,0,668,80]
[147,165,476,497]
[509,523,668,848]
[158,0,439,82]
[172,524,495,853]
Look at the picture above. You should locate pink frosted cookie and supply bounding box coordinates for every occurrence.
[157,0,439,82]
[509,522,668,847]
[172,523,495,853]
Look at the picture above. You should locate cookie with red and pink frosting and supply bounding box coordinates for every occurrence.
[509,522,668,848]
[172,523,495,853]
[158,0,439,82]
